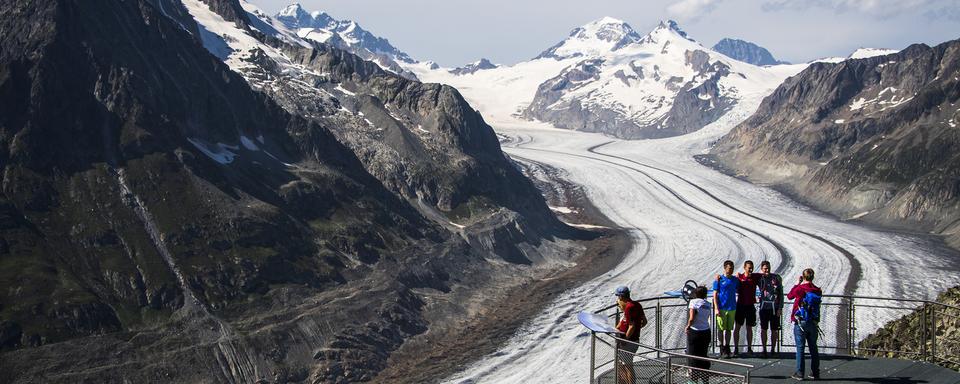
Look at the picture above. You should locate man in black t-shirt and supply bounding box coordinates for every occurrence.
[757,260,783,357]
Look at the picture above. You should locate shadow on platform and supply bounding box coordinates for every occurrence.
[598,354,960,384]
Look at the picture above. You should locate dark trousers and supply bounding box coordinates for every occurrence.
[687,329,712,372]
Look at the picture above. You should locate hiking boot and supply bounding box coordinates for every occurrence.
[791,372,804,381]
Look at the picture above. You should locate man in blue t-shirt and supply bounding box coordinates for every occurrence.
[713,260,740,358]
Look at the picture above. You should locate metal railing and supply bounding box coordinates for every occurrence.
[588,293,960,382]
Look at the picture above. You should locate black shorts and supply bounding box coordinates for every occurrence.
[735,304,757,327]
[759,308,781,331]
[617,338,640,365]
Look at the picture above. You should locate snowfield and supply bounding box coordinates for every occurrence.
[438,76,960,384]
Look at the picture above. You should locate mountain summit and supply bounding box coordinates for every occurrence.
[274,2,417,77]
[535,17,643,59]
[517,18,788,139]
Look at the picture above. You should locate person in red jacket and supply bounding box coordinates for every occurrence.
[787,268,822,381]
[614,286,647,384]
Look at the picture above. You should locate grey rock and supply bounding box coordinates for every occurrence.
[711,38,960,249]
[712,38,787,66]
[449,58,498,75]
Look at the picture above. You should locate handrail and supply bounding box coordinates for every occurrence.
[587,292,959,383]
[608,335,755,369]
[594,293,960,312]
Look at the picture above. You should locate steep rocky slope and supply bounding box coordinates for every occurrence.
[859,285,960,370]
[0,0,581,382]
[711,39,960,249]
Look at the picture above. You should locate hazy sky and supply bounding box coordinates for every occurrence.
[249,0,960,67]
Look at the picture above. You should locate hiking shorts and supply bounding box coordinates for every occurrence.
[759,308,781,331]
[616,338,640,366]
[716,309,736,331]
[735,304,757,327]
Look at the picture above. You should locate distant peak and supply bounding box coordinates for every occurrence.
[589,16,628,26]
[848,47,898,59]
[278,3,306,17]
[654,19,692,40]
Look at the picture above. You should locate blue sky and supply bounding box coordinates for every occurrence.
[250,0,960,67]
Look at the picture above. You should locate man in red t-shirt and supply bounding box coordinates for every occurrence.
[614,286,647,383]
[735,260,761,356]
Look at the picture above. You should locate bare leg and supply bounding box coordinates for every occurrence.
[746,325,753,352]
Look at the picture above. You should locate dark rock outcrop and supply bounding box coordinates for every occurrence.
[449,58,498,75]
[711,38,960,249]
[858,285,960,370]
[712,38,786,66]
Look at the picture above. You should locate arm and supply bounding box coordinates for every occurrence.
[775,276,785,312]
[713,290,720,315]
[787,284,800,300]
[638,306,648,329]
[625,324,636,340]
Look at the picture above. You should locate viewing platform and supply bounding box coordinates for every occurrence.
[584,294,960,383]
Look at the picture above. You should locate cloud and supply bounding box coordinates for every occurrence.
[666,0,724,22]
[761,0,958,19]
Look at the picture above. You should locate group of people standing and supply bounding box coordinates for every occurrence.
[613,260,824,381]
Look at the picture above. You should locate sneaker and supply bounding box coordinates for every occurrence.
[807,374,820,381]
[733,347,739,357]
[791,372,804,381]
[747,348,755,356]
[761,351,768,359]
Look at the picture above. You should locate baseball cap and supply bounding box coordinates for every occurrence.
[614,286,630,297]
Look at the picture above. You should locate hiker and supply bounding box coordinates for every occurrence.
[758,260,784,357]
[686,285,712,382]
[788,268,822,381]
[735,260,761,356]
[614,286,647,383]
[713,260,739,358]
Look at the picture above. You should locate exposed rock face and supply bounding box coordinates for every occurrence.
[858,285,960,370]
[0,0,575,382]
[449,58,498,75]
[522,19,763,139]
[711,39,960,249]
[712,38,786,66]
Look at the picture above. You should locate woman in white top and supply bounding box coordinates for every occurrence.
[686,285,713,380]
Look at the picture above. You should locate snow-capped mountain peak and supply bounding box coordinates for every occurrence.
[535,16,642,59]
[273,3,417,77]
[848,47,899,59]
[638,19,699,47]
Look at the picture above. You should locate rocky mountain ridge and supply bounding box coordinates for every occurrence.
[0,0,585,382]
[711,38,960,249]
